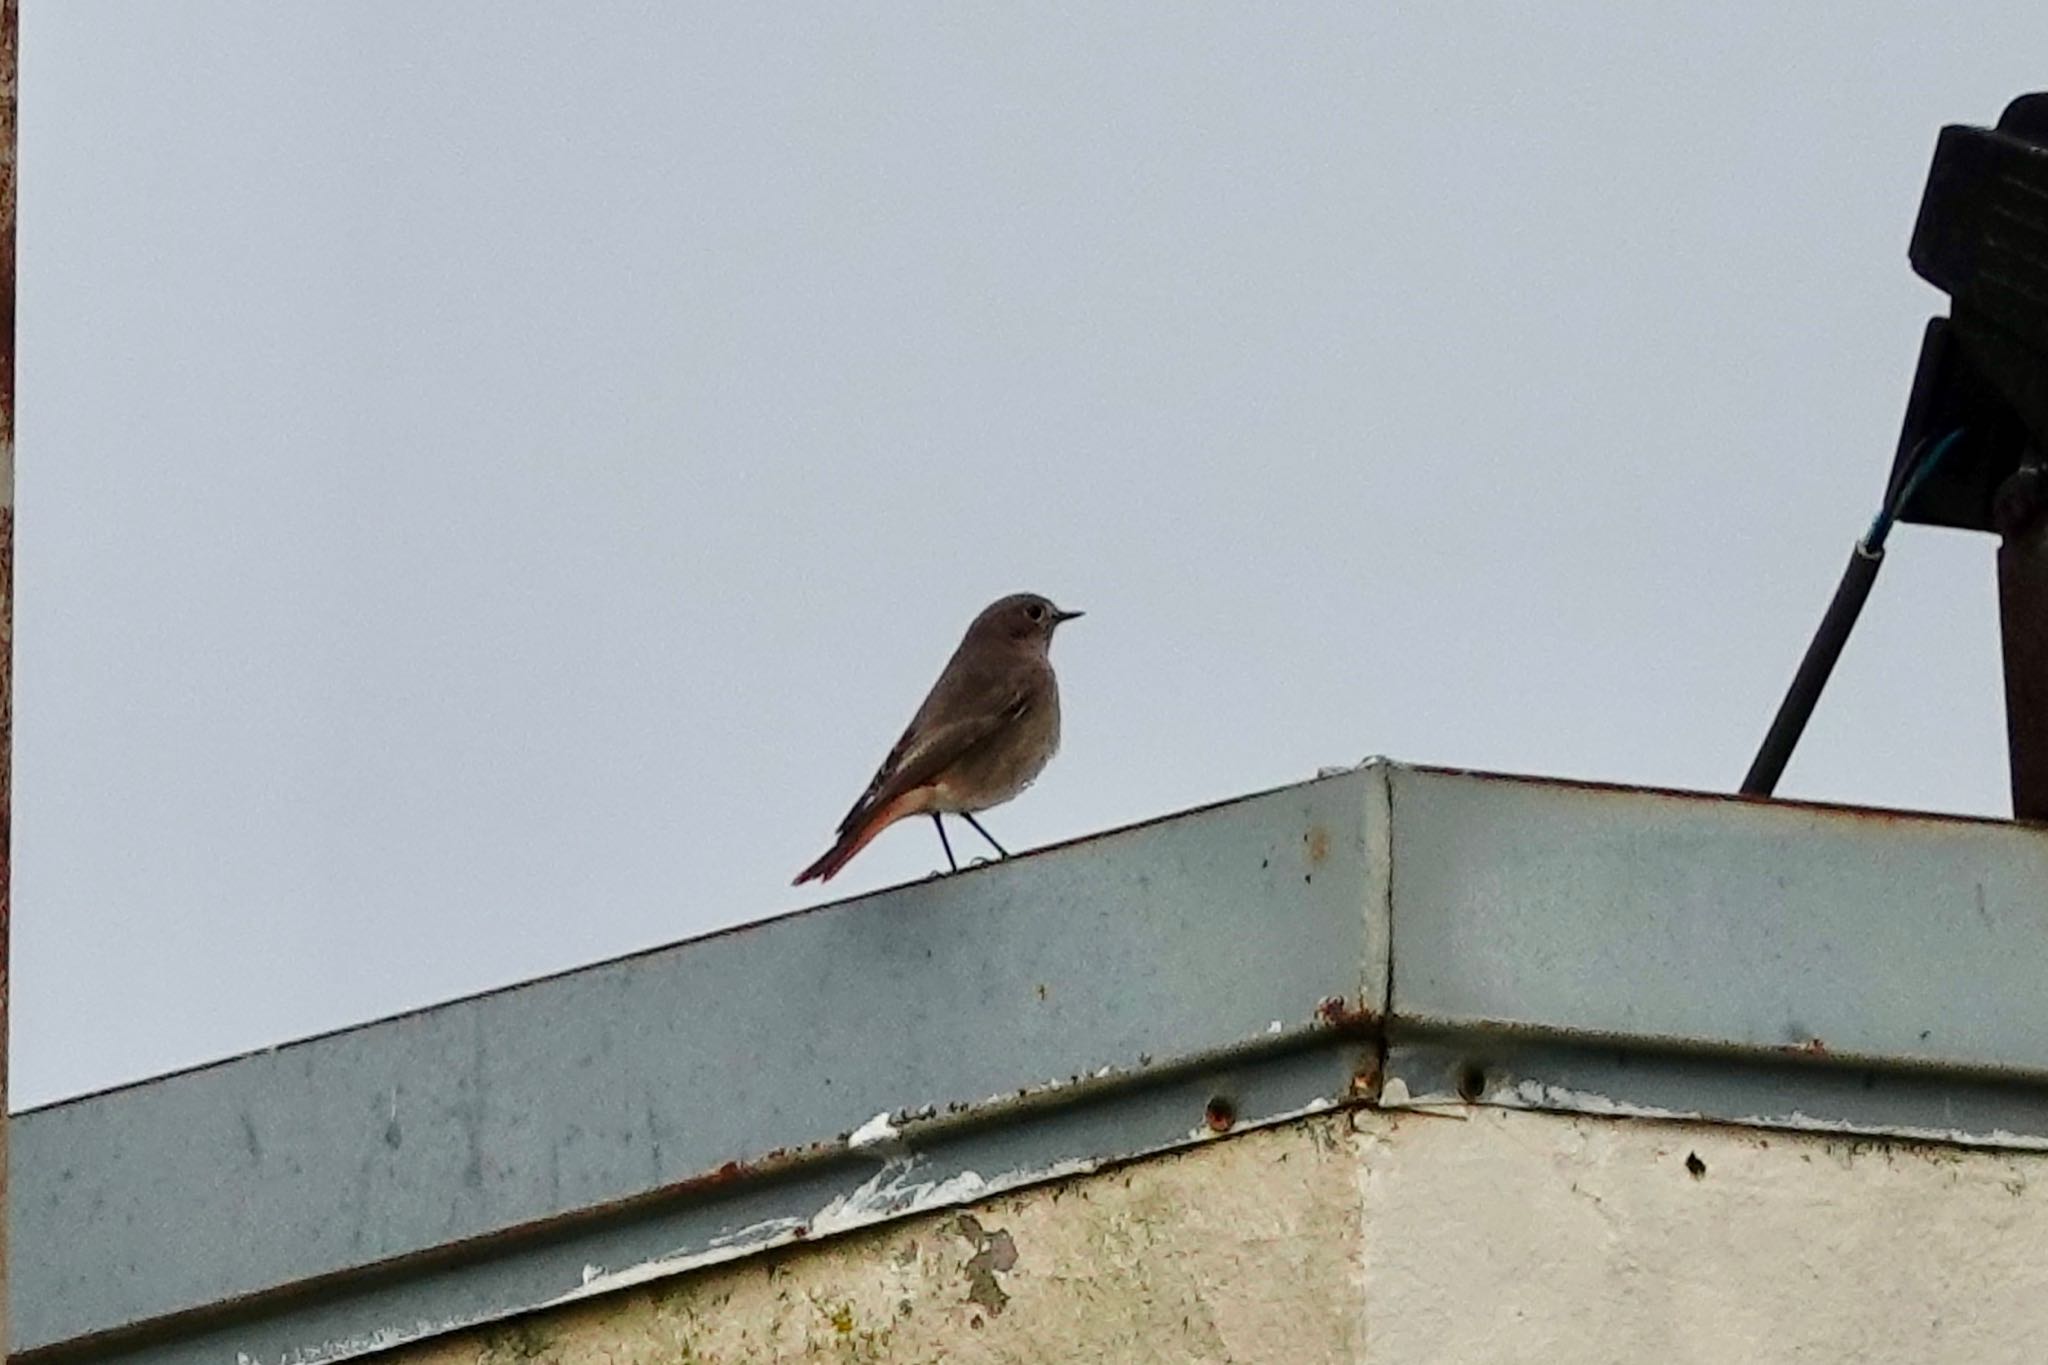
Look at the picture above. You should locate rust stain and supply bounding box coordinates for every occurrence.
[663,1158,762,1201]
[656,1138,840,1205]
[1305,825,1330,864]
[1777,1038,1828,1057]
[1314,995,1379,1029]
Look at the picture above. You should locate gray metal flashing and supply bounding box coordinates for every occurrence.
[1386,768,2048,1073]
[15,767,1386,1363]
[15,760,2048,1363]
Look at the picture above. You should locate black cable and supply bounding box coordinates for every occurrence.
[1739,544,1885,796]
[1738,430,1964,797]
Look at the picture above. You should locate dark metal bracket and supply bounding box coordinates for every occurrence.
[1996,458,2048,817]
[1743,93,2048,818]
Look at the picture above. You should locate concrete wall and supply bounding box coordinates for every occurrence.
[388,1106,2048,1365]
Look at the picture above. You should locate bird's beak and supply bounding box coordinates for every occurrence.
[1053,608,1084,624]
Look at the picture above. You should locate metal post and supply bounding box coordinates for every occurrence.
[1996,460,2048,821]
[0,0,17,1349]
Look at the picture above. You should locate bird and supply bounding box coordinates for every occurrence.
[794,592,1082,886]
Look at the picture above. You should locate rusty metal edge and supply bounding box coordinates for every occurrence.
[25,759,2048,1363]
[1386,1026,2048,1155]
[30,1035,1378,1365]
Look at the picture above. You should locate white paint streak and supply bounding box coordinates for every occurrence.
[237,1310,505,1365]
[549,1152,1103,1309]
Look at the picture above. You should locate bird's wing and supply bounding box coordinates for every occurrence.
[834,686,1033,837]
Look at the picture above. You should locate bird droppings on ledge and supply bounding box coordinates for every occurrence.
[849,1112,902,1151]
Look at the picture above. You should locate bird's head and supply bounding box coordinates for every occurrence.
[971,592,1083,650]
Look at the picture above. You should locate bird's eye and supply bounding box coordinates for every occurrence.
[1027,604,1046,622]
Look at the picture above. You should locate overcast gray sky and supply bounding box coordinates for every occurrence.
[14,4,2045,1109]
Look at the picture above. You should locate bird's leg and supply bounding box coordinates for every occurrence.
[960,812,1010,859]
[931,814,959,873]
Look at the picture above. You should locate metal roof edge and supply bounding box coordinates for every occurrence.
[16,764,1388,1363]
[19,759,2048,1363]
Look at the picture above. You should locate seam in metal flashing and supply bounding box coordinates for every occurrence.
[16,760,2048,1364]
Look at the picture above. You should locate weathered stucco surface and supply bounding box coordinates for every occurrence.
[394,1107,2048,1365]
[1362,1107,2048,1363]
[403,1116,1363,1365]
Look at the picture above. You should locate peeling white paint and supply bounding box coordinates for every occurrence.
[387,1105,2048,1365]
[1493,1078,2048,1153]
[848,1111,899,1150]
[406,1118,1365,1365]
[234,1310,506,1365]
[811,1160,988,1237]
[1737,1109,2048,1153]
[558,1217,803,1304]
[547,1152,1102,1310]
[1504,1079,1702,1123]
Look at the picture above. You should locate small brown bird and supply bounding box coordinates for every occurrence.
[794,592,1082,885]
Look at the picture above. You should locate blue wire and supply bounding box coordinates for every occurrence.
[1865,428,1966,553]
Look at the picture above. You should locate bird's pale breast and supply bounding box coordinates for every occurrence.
[932,678,1061,814]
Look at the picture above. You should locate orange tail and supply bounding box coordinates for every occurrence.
[792,791,920,885]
